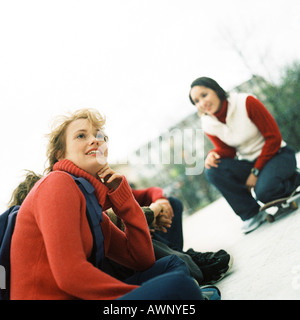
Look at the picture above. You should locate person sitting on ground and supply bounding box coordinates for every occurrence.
[8,170,232,286]
[9,108,218,300]
[130,186,233,284]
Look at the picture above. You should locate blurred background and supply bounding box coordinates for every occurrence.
[1,0,300,214]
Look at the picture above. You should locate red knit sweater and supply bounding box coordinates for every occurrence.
[10,159,155,300]
[206,96,283,170]
[132,187,165,206]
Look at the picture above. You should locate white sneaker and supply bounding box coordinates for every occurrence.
[242,210,267,234]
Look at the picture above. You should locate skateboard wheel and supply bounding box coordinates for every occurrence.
[290,201,298,210]
[266,214,275,223]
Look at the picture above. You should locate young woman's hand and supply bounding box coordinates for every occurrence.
[97,164,123,190]
[149,202,172,233]
[205,151,221,169]
[245,173,258,192]
[153,198,174,220]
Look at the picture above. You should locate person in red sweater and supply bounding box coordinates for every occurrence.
[10,108,210,300]
[104,186,232,285]
[8,171,231,287]
[130,187,179,245]
[189,77,300,233]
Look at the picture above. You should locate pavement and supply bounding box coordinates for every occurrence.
[182,155,300,300]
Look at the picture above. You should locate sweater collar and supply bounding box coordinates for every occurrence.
[213,99,228,124]
[53,159,111,209]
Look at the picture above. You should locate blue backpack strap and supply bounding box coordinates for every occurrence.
[69,174,105,269]
[0,206,19,245]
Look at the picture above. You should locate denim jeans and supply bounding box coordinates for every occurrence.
[117,255,203,300]
[205,146,297,221]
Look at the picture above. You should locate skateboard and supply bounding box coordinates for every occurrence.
[259,189,300,223]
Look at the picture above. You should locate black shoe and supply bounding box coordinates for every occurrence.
[185,248,228,262]
[186,248,233,284]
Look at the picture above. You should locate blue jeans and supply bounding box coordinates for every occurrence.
[206,146,297,221]
[117,255,203,300]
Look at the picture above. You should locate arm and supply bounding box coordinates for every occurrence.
[244,96,282,191]
[132,187,175,221]
[106,204,172,234]
[205,133,237,159]
[149,202,172,233]
[205,133,236,169]
[246,95,282,170]
[34,172,141,300]
[97,165,155,270]
[104,177,156,270]
[131,187,166,206]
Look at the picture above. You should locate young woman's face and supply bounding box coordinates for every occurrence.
[190,85,221,115]
[62,119,108,176]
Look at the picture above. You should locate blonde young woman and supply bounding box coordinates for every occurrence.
[10,108,215,300]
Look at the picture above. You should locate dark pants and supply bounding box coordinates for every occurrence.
[152,239,203,284]
[154,197,184,251]
[117,255,203,300]
[205,146,297,221]
[102,198,202,285]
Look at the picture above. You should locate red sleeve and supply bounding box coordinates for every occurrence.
[131,187,166,206]
[246,96,282,170]
[205,133,236,159]
[34,173,154,300]
[105,178,155,269]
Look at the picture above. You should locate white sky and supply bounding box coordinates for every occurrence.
[1,0,300,212]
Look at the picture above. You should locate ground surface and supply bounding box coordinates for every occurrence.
[182,155,300,300]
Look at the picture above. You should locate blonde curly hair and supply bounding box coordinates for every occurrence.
[45,108,106,173]
[8,170,43,207]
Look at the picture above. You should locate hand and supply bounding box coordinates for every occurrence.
[149,202,163,217]
[245,173,258,193]
[97,164,123,191]
[149,203,172,233]
[205,151,221,169]
[153,214,172,233]
[153,198,174,219]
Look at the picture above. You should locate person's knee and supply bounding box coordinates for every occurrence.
[170,272,194,287]
[205,166,220,185]
[163,272,203,299]
[175,253,204,284]
[168,197,183,214]
[163,254,190,274]
[255,185,275,203]
[205,158,239,186]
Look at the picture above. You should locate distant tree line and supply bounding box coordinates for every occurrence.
[259,61,300,151]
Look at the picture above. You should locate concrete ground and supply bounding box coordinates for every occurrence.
[182,154,300,300]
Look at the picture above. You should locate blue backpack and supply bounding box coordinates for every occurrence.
[0,174,104,300]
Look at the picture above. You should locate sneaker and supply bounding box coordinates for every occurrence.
[242,210,267,234]
[186,248,228,261]
[200,285,221,300]
[200,254,233,284]
[186,248,233,284]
